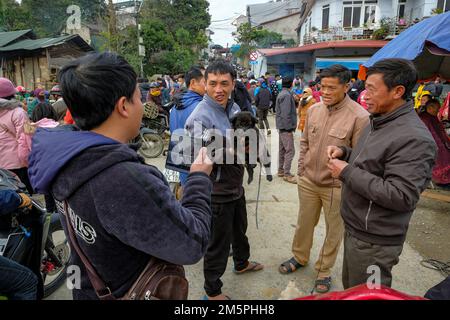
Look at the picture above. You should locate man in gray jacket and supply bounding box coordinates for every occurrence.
[186,60,264,300]
[328,58,437,289]
[276,77,298,184]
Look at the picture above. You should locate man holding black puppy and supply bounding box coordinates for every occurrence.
[186,60,264,301]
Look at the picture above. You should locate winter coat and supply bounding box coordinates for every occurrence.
[339,101,437,245]
[28,126,212,299]
[255,87,272,110]
[275,89,297,131]
[0,99,29,170]
[169,90,204,185]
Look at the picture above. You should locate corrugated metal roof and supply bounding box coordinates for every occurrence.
[258,40,389,56]
[0,29,34,48]
[0,34,92,52]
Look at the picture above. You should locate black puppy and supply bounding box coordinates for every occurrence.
[231,111,273,184]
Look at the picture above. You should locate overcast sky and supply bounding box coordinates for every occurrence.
[208,0,268,47]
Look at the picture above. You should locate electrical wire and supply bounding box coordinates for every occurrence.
[421,259,450,277]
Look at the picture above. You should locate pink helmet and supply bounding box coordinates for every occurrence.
[0,77,17,98]
[16,86,26,93]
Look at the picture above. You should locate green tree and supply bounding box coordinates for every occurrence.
[20,0,105,37]
[0,0,33,31]
[140,0,210,75]
[235,23,292,61]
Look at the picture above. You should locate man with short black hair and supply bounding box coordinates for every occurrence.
[328,58,437,289]
[28,52,214,300]
[279,64,369,294]
[276,77,297,184]
[170,66,206,189]
[186,59,264,300]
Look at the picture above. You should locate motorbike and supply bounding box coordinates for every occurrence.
[136,102,170,158]
[0,169,70,299]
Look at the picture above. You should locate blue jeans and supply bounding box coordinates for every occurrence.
[0,256,38,300]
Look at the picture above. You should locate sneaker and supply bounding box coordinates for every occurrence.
[278,171,285,177]
[283,175,297,184]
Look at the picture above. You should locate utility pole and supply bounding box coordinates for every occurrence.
[135,0,145,78]
[246,5,252,72]
[107,0,117,51]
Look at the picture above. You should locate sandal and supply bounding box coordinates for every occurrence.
[279,257,304,274]
[315,277,332,294]
[203,294,231,300]
[233,261,264,274]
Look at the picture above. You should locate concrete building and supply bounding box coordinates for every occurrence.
[297,0,447,45]
[234,0,302,43]
[248,1,448,81]
[260,11,302,41]
[253,39,387,81]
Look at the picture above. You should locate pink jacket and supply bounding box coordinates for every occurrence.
[0,99,29,170]
[20,118,60,165]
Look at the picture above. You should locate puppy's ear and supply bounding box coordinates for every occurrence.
[230,114,238,128]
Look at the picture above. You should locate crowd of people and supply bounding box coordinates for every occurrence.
[0,52,449,301]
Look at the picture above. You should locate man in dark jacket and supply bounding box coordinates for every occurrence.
[28,52,214,300]
[255,81,272,134]
[232,80,252,113]
[186,60,264,301]
[328,58,437,289]
[276,77,297,184]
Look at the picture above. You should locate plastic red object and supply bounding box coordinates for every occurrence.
[295,284,427,300]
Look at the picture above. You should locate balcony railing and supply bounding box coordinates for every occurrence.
[302,16,420,45]
[303,27,374,44]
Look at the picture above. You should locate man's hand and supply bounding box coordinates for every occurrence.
[327,146,344,160]
[327,159,349,179]
[18,193,32,209]
[191,147,214,176]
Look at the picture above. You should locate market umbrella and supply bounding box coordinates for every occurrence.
[359,11,450,81]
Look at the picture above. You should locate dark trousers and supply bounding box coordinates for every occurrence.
[278,131,295,176]
[10,168,33,195]
[271,96,277,112]
[257,108,270,130]
[203,195,250,297]
[44,194,56,212]
[0,256,38,300]
[342,231,403,289]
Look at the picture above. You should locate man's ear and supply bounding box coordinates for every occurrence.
[115,97,129,118]
[393,85,406,100]
[345,83,351,93]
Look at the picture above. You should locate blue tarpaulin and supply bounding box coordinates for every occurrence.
[362,12,450,79]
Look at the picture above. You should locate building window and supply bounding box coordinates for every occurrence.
[322,4,330,30]
[364,4,376,25]
[398,0,407,19]
[343,1,363,28]
[437,0,450,12]
[307,12,312,32]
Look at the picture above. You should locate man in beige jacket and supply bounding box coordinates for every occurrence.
[279,65,369,293]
